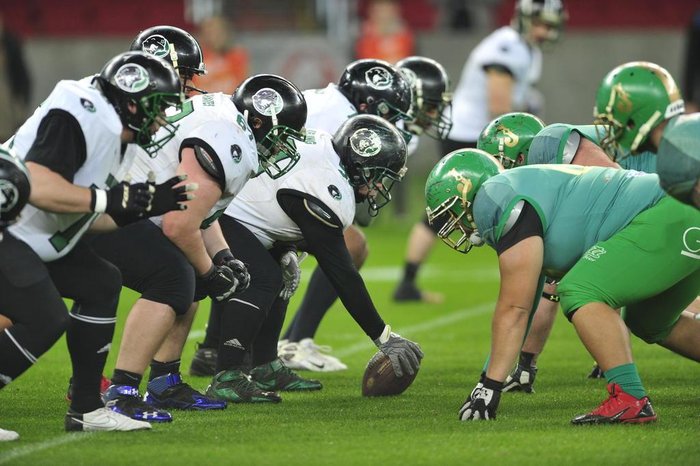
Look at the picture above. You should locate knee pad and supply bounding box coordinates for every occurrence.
[623,306,677,344]
[141,264,196,316]
[557,279,602,322]
[76,259,122,312]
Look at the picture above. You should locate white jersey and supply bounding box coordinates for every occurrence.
[303,84,357,134]
[127,92,259,227]
[449,26,542,142]
[225,129,355,248]
[9,79,126,261]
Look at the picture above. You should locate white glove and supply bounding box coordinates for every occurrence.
[279,251,306,300]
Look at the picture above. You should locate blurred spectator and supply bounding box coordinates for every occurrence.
[354,0,415,63]
[191,15,249,94]
[683,10,700,112]
[0,13,31,141]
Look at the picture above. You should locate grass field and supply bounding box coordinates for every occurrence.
[1,210,699,465]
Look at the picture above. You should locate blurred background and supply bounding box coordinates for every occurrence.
[0,0,699,217]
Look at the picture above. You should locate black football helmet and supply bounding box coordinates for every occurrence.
[337,59,413,126]
[130,25,206,95]
[95,51,183,157]
[333,114,407,216]
[514,0,567,43]
[396,56,453,140]
[0,145,30,230]
[231,74,307,179]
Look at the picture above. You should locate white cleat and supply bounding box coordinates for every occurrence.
[65,407,152,432]
[0,427,19,441]
[278,338,348,372]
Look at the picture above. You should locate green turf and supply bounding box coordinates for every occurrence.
[1,216,699,465]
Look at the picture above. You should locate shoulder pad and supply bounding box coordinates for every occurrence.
[303,197,342,229]
[189,141,226,191]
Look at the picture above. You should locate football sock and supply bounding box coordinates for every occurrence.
[66,305,116,413]
[217,300,265,372]
[201,302,222,349]
[519,351,536,368]
[253,299,288,366]
[604,363,646,399]
[111,369,143,389]
[402,262,420,284]
[149,359,181,381]
[285,266,337,342]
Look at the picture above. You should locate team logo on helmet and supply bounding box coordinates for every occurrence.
[141,34,170,59]
[365,67,393,90]
[496,124,519,147]
[350,128,382,157]
[612,83,633,113]
[252,88,284,116]
[447,168,472,202]
[0,180,19,213]
[114,64,150,93]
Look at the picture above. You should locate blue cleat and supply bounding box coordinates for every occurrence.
[144,373,226,411]
[103,384,173,423]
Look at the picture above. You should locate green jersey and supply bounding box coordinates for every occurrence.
[472,165,665,278]
[527,124,605,165]
[656,113,700,203]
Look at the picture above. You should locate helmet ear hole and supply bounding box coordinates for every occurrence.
[251,117,264,130]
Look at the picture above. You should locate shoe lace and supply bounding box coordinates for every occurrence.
[110,395,152,414]
[593,384,624,415]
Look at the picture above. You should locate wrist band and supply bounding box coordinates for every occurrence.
[91,189,108,213]
[542,291,560,302]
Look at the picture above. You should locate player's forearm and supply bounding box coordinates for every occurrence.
[26,162,93,213]
[487,303,530,382]
[201,220,228,257]
[162,215,212,275]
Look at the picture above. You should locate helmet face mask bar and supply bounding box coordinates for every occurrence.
[426,195,476,253]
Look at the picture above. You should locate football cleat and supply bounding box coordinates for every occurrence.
[571,383,657,425]
[65,407,151,432]
[102,384,173,422]
[65,375,112,402]
[144,373,226,410]
[205,370,281,403]
[189,343,218,377]
[392,281,444,304]
[250,359,323,391]
[503,364,537,393]
[0,427,19,441]
[278,338,348,372]
[588,363,605,379]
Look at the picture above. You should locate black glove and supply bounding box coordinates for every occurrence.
[92,182,154,226]
[503,364,537,393]
[199,264,238,302]
[146,173,197,217]
[458,377,502,421]
[373,325,424,377]
[213,249,250,294]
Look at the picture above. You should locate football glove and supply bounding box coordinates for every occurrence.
[278,250,307,301]
[373,325,424,378]
[213,249,250,294]
[199,264,239,302]
[92,181,154,226]
[459,377,502,421]
[146,172,197,217]
[503,364,537,393]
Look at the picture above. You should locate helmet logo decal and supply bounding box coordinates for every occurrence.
[447,168,472,204]
[496,124,519,147]
[612,84,632,114]
[114,64,150,93]
[350,128,382,157]
[365,67,393,90]
[252,88,284,116]
[141,34,170,59]
[0,180,19,213]
[400,68,418,87]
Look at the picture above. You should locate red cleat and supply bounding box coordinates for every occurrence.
[66,375,112,402]
[572,383,657,425]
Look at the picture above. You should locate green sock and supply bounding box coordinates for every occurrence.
[604,363,646,399]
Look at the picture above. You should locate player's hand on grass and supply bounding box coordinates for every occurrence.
[459,377,502,420]
[503,364,537,393]
[373,325,424,377]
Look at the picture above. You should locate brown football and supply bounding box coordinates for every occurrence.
[361,351,418,396]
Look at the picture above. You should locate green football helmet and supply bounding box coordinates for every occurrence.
[477,112,544,168]
[425,148,503,253]
[593,61,684,154]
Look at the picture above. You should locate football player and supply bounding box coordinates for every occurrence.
[592,61,700,208]
[89,72,308,418]
[200,114,421,402]
[2,51,188,432]
[392,0,567,304]
[191,59,413,374]
[425,148,700,423]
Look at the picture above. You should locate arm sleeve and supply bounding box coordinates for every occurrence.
[25,109,87,182]
[277,190,386,340]
[494,201,543,256]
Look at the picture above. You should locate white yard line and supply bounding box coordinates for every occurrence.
[0,433,90,464]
